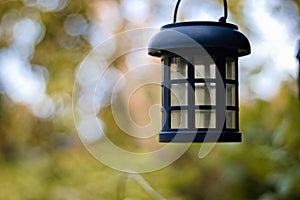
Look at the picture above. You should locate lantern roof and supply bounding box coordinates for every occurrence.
[148,21,251,57]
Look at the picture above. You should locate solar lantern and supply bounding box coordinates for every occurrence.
[148,0,251,142]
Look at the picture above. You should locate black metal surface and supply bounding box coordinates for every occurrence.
[187,57,195,129]
[173,0,181,23]
[159,130,241,142]
[148,22,251,57]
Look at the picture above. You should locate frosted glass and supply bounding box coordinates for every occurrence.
[226,57,236,80]
[170,57,188,79]
[195,83,216,105]
[171,110,188,128]
[226,111,236,129]
[194,56,216,78]
[195,110,216,128]
[171,83,188,106]
[226,84,236,106]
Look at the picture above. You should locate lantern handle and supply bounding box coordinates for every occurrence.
[173,0,228,23]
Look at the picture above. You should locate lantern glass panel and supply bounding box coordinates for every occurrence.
[195,110,216,128]
[195,83,216,105]
[171,83,188,106]
[226,84,236,106]
[194,56,216,79]
[171,110,188,128]
[226,57,236,80]
[226,110,236,129]
[170,57,188,79]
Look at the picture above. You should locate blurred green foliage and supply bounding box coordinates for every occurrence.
[0,0,300,199]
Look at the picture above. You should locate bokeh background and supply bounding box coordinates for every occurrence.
[0,0,300,199]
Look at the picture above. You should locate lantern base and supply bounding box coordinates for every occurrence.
[159,130,241,143]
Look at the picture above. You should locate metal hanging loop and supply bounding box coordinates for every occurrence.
[173,0,228,23]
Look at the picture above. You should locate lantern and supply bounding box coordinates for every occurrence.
[148,0,251,142]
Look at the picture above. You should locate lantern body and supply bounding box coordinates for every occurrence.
[148,22,250,142]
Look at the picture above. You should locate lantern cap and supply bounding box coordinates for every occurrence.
[148,21,251,57]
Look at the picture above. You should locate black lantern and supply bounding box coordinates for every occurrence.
[148,0,251,142]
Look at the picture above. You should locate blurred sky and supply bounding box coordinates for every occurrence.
[241,0,299,100]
